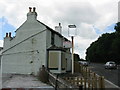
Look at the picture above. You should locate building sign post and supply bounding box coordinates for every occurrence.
[68,25,76,74]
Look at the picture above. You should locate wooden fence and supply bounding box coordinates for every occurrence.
[63,75,105,89]
[62,62,105,89]
[48,72,81,90]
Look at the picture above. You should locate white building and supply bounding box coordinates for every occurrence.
[2,7,71,75]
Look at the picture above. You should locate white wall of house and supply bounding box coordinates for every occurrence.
[2,8,48,75]
[46,30,52,48]
[2,30,47,75]
[15,20,46,43]
[2,7,71,75]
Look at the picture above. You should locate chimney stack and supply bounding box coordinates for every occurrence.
[55,23,62,34]
[27,7,37,20]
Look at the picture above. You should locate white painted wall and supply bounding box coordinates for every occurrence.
[15,20,46,43]
[2,10,48,75]
[2,31,47,75]
[46,30,52,48]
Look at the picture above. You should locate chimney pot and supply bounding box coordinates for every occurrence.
[29,7,32,12]
[9,32,11,38]
[59,23,61,26]
[33,7,36,12]
[6,33,8,37]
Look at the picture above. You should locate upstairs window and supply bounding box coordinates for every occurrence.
[51,32,55,45]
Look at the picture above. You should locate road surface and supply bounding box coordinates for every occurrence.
[89,63,120,87]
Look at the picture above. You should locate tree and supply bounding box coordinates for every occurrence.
[114,22,120,33]
[74,53,80,61]
[86,23,120,63]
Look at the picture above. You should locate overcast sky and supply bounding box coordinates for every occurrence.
[0,0,119,59]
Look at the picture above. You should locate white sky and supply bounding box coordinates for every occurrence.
[0,0,119,59]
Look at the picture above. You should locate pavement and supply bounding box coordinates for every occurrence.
[2,73,53,89]
[105,79,120,89]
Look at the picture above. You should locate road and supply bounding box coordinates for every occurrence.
[89,63,120,87]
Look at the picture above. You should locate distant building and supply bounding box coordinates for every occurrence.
[2,7,71,75]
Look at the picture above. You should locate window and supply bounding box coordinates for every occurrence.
[51,32,55,45]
